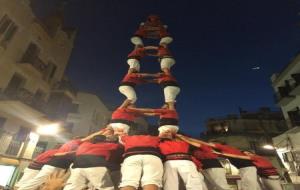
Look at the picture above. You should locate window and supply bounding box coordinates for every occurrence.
[43,61,57,81]
[34,89,46,101]
[5,73,26,95]
[0,15,18,48]
[0,117,6,129]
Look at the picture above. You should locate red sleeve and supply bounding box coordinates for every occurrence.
[214,144,244,155]
[152,109,166,114]
[124,108,141,114]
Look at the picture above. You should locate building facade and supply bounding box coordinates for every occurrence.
[202,107,288,185]
[0,0,76,187]
[271,52,300,186]
[71,92,111,137]
[271,52,300,129]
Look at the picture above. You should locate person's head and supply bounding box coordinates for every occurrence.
[147,15,160,22]
[101,126,114,137]
[113,126,130,136]
[90,135,106,144]
[158,126,178,139]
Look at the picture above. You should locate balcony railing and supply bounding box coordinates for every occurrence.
[0,88,47,113]
[53,80,77,96]
[20,55,48,74]
[274,86,294,106]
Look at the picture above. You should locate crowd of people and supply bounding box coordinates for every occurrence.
[14,125,283,190]
[13,15,284,190]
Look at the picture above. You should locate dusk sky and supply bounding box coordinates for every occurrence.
[35,0,300,136]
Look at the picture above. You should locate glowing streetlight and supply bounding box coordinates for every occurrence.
[262,144,275,150]
[37,123,60,135]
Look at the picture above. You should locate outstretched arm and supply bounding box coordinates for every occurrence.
[138,73,160,77]
[176,134,214,147]
[80,128,110,142]
[144,46,158,50]
[53,151,76,157]
[213,152,251,160]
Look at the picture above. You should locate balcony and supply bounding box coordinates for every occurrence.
[290,73,300,96]
[52,80,77,99]
[274,86,294,106]
[0,88,47,113]
[288,110,300,127]
[19,56,48,79]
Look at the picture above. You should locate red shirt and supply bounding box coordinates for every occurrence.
[193,144,218,160]
[76,142,121,160]
[250,155,274,169]
[121,135,160,151]
[34,149,58,164]
[214,144,245,156]
[159,140,189,155]
[128,47,146,60]
[57,139,82,153]
[158,73,177,84]
[111,108,139,122]
[153,109,178,120]
[158,46,172,57]
[121,73,145,85]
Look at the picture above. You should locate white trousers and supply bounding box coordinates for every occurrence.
[203,168,231,190]
[127,58,140,71]
[163,160,206,190]
[164,86,180,103]
[119,155,163,188]
[159,36,173,45]
[15,168,40,188]
[259,176,283,190]
[18,165,64,190]
[64,167,114,190]
[119,85,137,103]
[160,57,175,70]
[131,36,143,46]
[239,166,258,190]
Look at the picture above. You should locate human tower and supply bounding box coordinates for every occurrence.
[15,15,283,190]
[110,15,180,135]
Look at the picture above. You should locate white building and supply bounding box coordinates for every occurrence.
[271,52,300,129]
[71,92,111,137]
[0,0,76,187]
[271,52,300,186]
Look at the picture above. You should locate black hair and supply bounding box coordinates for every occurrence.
[90,135,106,143]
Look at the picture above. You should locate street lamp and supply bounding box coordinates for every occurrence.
[37,123,60,135]
[262,144,275,150]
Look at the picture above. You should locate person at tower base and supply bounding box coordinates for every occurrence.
[143,103,179,134]
[64,128,122,190]
[177,134,230,190]
[158,128,207,190]
[18,131,106,190]
[243,151,283,190]
[118,131,163,190]
[119,68,157,104]
[14,148,59,189]
[109,100,152,135]
[176,135,259,190]
[131,15,173,46]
